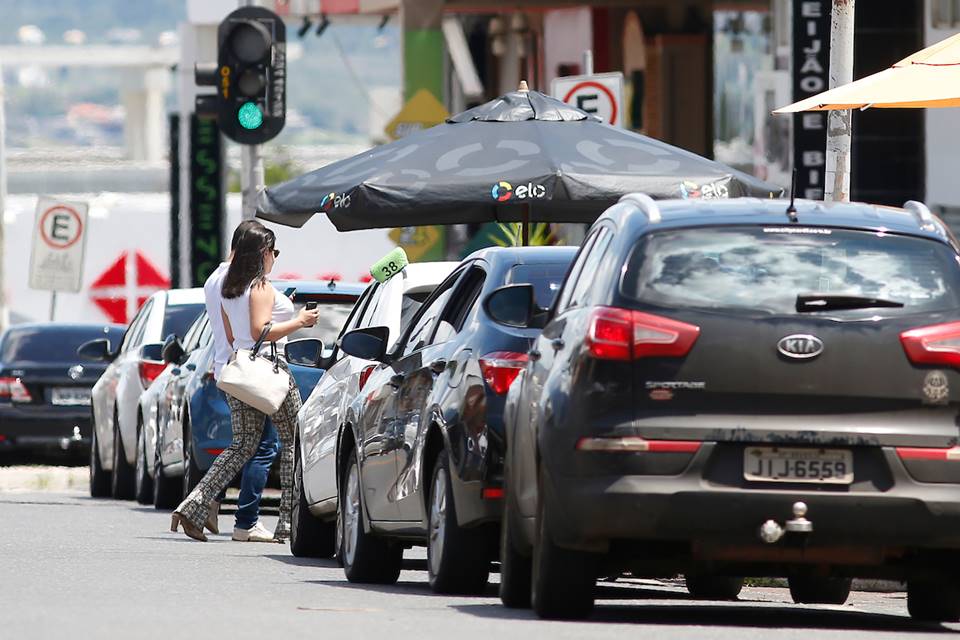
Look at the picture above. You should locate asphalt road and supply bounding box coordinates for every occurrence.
[2,491,959,640]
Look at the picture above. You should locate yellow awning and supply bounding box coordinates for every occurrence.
[774,32,960,113]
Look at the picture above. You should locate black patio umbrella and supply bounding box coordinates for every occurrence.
[257,87,783,232]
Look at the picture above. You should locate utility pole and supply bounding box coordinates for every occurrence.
[824,0,855,202]
[239,0,262,221]
[0,65,7,331]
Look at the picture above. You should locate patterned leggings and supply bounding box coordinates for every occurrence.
[175,359,301,538]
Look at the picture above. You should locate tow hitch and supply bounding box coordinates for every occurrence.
[759,501,813,544]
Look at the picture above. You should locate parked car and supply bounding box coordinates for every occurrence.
[80,288,204,499]
[331,247,576,593]
[496,195,960,622]
[153,281,365,506]
[0,323,124,456]
[289,261,458,557]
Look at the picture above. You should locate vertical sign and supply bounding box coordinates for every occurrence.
[792,0,831,200]
[29,197,89,293]
[189,115,224,287]
[169,113,181,289]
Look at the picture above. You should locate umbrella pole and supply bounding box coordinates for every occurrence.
[521,204,530,246]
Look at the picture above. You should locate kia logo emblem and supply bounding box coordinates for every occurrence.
[777,334,824,360]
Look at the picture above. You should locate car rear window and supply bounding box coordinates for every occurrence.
[622,227,960,315]
[2,326,124,363]
[162,304,204,340]
[289,296,359,349]
[507,263,569,308]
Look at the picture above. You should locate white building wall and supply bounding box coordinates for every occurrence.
[542,8,593,89]
[925,2,960,209]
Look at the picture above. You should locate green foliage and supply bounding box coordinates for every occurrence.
[489,222,555,247]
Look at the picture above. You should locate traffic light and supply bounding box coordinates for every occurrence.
[195,6,286,145]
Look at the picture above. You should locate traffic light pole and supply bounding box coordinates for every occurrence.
[240,143,264,220]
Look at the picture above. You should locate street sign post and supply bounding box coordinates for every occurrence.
[29,197,89,320]
[550,72,625,128]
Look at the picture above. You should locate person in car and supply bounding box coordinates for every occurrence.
[171,224,318,542]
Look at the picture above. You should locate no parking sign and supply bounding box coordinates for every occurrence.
[551,72,624,128]
[29,197,89,293]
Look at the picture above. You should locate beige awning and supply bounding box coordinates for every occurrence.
[774,32,960,113]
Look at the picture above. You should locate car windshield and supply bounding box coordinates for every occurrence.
[162,304,204,340]
[507,263,570,308]
[622,226,960,316]
[2,326,124,363]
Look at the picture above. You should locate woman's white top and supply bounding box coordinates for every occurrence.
[221,282,295,353]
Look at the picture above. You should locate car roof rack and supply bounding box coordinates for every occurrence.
[903,200,937,232]
[618,192,662,223]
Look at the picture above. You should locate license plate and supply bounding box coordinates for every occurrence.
[51,387,91,406]
[743,447,853,484]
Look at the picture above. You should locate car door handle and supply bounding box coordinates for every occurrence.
[429,359,447,375]
[185,363,196,372]
[389,373,405,388]
[528,349,541,361]
[551,338,565,351]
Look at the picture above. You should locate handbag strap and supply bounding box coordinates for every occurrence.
[250,322,273,359]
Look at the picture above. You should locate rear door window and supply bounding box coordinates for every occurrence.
[622,226,960,316]
[508,262,579,310]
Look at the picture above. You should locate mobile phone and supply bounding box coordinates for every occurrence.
[283,286,297,298]
[305,301,318,311]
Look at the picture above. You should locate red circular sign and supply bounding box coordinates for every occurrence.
[39,205,83,249]
[563,81,618,126]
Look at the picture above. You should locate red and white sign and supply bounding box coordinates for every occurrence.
[551,72,625,128]
[29,197,89,293]
[89,250,171,324]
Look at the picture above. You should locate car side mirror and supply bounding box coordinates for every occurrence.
[141,342,165,363]
[285,338,325,367]
[484,284,548,329]
[162,334,185,365]
[77,338,114,362]
[340,326,390,363]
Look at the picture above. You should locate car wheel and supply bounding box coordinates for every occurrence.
[89,410,111,498]
[339,449,402,584]
[111,409,136,500]
[531,467,597,620]
[290,442,336,558]
[499,480,532,608]
[182,414,203,498]
[426,447,490,595]
[788,576,852,605]
[134,414,154,505]
[152,439,182,510]
[908,581,960,622]
[685,574,744,601]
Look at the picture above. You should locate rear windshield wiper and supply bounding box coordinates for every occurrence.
[796,294,905,312]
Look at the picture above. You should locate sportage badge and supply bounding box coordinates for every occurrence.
[777,334,824,360]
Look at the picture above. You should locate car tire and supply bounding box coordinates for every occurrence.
[426,447,490,595]
[907,581,960,622]
[290,442,336,558]
[111,410,136,500]
[182,414,203,498]
[498,486,532,608]
[339,449,402,584]
[685,574,744,601]
[788,576,852,605]
[134,415,154,505]
[89,410,111,498]
[531,468,597,620]
[152,441,181,510]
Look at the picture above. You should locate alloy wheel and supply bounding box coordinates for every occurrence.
[343,462,361,567]
[428,467,448,576]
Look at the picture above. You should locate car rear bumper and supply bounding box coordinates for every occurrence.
[541,444,960,553]
[0,406,91,451]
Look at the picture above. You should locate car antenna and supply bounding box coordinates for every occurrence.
[785,167,798,223]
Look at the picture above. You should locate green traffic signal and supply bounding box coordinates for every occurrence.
[237,102,264,130]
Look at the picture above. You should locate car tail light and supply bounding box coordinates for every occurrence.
[205,448,225,456]
[895,446,960,461]
[479,351,529,395]
[576,436,701,453]
[900,321,960,368]
[481,487,504,500]
[359,365,376,391]
[139,360,166,388]
[0,377,32,403]
[585,307,700,361]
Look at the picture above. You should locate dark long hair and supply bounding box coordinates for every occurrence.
[222,225,276,299]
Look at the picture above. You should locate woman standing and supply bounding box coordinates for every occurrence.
[171,225,318,542]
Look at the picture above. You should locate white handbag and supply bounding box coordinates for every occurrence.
[217,324,291,415]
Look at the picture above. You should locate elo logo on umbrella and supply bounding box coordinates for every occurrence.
[491,181,513,202]
[321,192,336,211]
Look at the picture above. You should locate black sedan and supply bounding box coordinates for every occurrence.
[0,323,124,455]
[331,246,576,594]
[496,195,960,622]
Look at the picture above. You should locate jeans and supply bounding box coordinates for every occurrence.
[214,418,281,530]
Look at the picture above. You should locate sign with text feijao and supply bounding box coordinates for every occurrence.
[792,0,830,200]
[29,196,89,293]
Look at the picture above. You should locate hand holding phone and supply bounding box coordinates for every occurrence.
[283,286,297,300]
[305,301,318,311]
